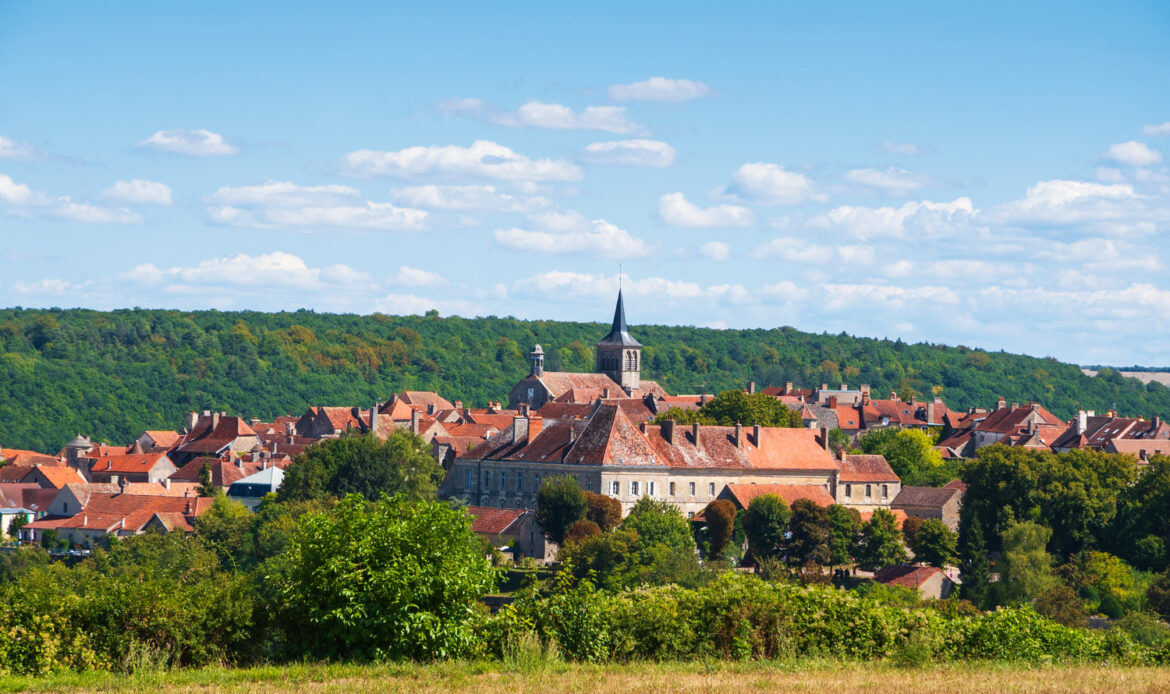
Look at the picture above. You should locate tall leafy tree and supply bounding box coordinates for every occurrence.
[998,520,1058,604]
[1113,455,1170,571]
[787,499,830,566]
[910,519,958,568]
[742,494,791,563]
[584,491,622,532]
[827,504,862,567]
[855,508,907,571]
[704,499,737,560]
[535,475,588,544]
[960,520,992,608]
[279,430,443,503]
[621,497,695,559]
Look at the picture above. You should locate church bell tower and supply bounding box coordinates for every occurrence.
[595,290,641,394]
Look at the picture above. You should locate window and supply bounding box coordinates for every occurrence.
[669,482,676,496]
[865,484,872,498]
[845,484,852,498]
[63,502,68,514]
[610,480,619,495]
[499,472,506,491]
[535,474,541,489]
[484,471,491,487]
[630,480,640,496]
[517,472,523,491]
[465,469,473,488]
[689,482,696,496]
[688,512,695,519]
[708,482,716,496]
[648,481,657,496]
[881,484,888,500]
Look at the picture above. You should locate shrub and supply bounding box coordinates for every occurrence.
[564,519,601,545]
[1034,585,1088,627]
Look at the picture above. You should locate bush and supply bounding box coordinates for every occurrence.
[1034,585,1088,627]
[1115,611,1170,648]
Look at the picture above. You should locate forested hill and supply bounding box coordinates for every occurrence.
[1,307,1167,452]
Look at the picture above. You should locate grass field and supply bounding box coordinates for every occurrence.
[1,661,1168,693]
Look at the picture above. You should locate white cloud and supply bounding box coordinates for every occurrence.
[390,265,447,287]
[438,97,484,115]
[126,251,370,290]
[138,129,237,156]
[340,140,582,182]
[210,181,360,207]
[494,219,651,258]
[54,202,142,224]
[389,184,548,212]
[658,192,753,227]
[822,283,960,311]
[512,271,702,302]
[879,142,927,156]
[753,238,834,263]
[101,179,173,206]
[492,102,648,135]
[758,281,809,302]
[1142,122,1170,137]
[607,77,711,103]
[582,139,675,167]
[837,245,875,265]
[526,209,590,232]
[722,163,821,205]
[1103,140,1163,166]
[207,180,427,231]
[845,166,931,193]
[1095,167,1124,183]
[0,136,39,160]
[0,174,34,204]
[809,197,976,240]
[12,278,83,296]
[373,293,483,317]
[883,260,915,278]
[699,241,730,261]
[991,179,1156,228]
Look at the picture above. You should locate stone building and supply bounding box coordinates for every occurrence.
[507,292,667,410]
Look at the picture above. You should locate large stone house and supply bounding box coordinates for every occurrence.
[438,403,843,518]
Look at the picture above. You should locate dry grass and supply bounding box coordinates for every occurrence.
[2,661,1169,694]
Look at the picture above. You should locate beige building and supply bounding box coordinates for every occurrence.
[834,453,901,512]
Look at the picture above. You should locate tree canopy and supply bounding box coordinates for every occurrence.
[278,430,443,503]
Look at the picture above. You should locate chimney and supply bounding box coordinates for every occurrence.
[519,403,529,416]
[411,409,420,435]
[186,412,199,432]
[454,400,463,410]
[1010,403,1019,411]
[700,394,711,406]
[748,381,756,394]
[284,421,295,436]
[692,422,701,450]
[250,417,261,426]
[662,419,676,445]
[927,401,936,425]
[211,411,221,432]
[512,416,529,445]
[119,476,129,492]
[734,422,743,449]
[860,384,870,399]
[110,474,119,487]
[819,425,830,451]
[527,415,543,444]
[163,478,171,490]
[603,387,612,399]
[840,384,848,392]
[784,381,793,394]
[890,390,898,401]
[1076,411,1088,435]
[753,424,762,450]
[820,383,828,392]
[996,397,1006,410]
[369,406,378,434]
[827,396,838,409]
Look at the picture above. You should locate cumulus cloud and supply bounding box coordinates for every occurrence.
[721,163,822,205]
[389,184,549,212]
[0,174,142,223]
[0,136,39,160]
[491,101,648,135]
[1145,122,1170,137]
[207,180,427,231]
[101,179,173,206]
[845,166,932,193]
[699,241,730,261]
[809,197,977,240]
[1103,140,1163,166]
[879,142,928,156]
[126,251,370,290]
[658,192,753,227]
[822,283,960,311]
[138,129,237,156]
[607,77,711,102]
[390,265,447,287]
[373,293,483,317]
[12,278,85,296]
[526,209,590,232]
[582,139,676,167]
[494,219,651,258]
[340,140,582,182]
[991,179,1155,228]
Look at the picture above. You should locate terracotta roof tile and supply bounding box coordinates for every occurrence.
[838,454,899,482]
[874,564,945,588]
[722,483,835,508]
[466,506,526,534]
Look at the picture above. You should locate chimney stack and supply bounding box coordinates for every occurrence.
[747,381,756,394]
[369,406,378,434]
[927,401,936,425]
[186,412,199,432]
[512,416,529,445]
[411,409,420,434]
[785,381,793,394]
[662,419,676,445]
[285,421,295,437]
[163,478,171,490]
[210,411,221,432]
[820,382,828,392]
[996,397,1006,410]
[734,422,743,449]
[692,422,701,450]
[841,384,848,392]
[700,394,711,406]
[819,425,830,451]
[753,424,762,450]
[1076,410,1088,435]
[110,474,119,487]
[526,414,542,444]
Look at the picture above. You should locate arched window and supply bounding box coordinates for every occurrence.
[625,351,636,370]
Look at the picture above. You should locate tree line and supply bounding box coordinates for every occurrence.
[1,307,1169,451]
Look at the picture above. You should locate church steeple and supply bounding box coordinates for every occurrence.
[595,291,642,393]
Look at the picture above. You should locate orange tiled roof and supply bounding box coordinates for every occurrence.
[466,506,526,535]
[838,454,899,482]
[722,483,835,508]
[91,452,173,474]
[28,465,87,488]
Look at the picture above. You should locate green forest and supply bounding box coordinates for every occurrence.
[0,306,1167,452]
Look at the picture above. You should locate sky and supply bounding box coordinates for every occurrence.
[1,2,1169,366]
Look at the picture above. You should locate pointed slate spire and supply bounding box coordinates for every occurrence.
[597,290,641,346]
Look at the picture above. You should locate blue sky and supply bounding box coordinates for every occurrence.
[2,2,1169,365]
